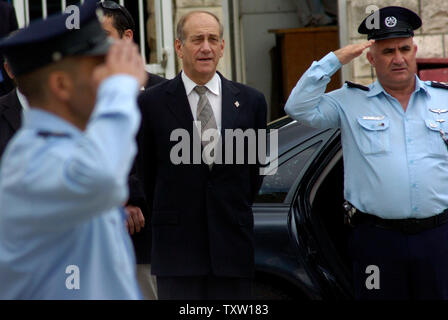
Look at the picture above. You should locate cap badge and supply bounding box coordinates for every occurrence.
[385,16,397,28]
[52,52,62,62]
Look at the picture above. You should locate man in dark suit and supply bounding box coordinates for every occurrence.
[97,0,165,300]
[0,82,20,159]
[98,1,164,89]
[137,10,267,300]
[0,1,17,36]
[0,59,24,159]
[0,1,18,96]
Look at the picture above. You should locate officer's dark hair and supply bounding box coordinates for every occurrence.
[101,5,135,38]
[3,58,17,86]
[15,58,79,106]
[176,11,223,44]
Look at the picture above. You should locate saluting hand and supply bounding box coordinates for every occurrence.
[334,40,375,65]
[93,39,148,88]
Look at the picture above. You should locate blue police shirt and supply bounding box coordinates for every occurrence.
[0,75,142,299]
[285,52,448,219]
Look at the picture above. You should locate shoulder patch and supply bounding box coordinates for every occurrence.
[345,81,369,91]
[430,81,448,90]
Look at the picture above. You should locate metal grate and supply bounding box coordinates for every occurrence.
[11,0,174,78]
[14,0,147,64]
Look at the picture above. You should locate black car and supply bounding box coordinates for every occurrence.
[253,116,353,300]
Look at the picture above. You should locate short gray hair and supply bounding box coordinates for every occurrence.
[176,11,224,43]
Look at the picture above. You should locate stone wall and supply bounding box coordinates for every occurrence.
[347,0,448,84]
[146,0,158,64]
[173,0,230,78]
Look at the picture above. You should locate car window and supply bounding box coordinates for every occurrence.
[255,143,320,204]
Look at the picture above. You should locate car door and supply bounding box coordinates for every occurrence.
[253,121,340,299]
[291,128,354,299]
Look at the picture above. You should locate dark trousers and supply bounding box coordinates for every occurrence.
[157,275,253,300]
[349,222,448,300]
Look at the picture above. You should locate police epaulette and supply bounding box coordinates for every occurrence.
[430,81,448,90]
[345,81,370,91]
[37,131,71,138]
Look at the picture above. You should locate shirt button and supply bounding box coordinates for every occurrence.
[413,207,418,212]
[412,184,417,188]
[410,160,415,164]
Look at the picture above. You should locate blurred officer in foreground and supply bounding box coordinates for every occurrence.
[0,0,147,299]
[285,6,448,299]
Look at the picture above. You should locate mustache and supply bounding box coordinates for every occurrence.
[390,64,408,69]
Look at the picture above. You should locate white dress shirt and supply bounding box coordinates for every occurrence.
[16,88,29,119]
[181,71,222,133]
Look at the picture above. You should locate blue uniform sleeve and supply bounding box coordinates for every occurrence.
[284,52,342,129]
[7,75,141,232]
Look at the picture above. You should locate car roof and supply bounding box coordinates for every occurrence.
[270,116,327,156]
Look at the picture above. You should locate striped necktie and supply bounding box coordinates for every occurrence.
[194,85,218,167]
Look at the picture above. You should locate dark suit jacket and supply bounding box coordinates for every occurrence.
[136,72,267,277]
[0,89,21,159]
[0,2,18,38]
[144,72,165,90]
[0,2,18,96]
[128,72,166,264]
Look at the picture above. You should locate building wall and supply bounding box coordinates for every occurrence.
[173,0,230,78]
[146,0,158,64]
[347,0,448,85]
[239,0,301,120]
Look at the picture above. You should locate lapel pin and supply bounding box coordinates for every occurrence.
[234,101,240,108]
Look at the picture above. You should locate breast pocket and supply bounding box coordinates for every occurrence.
[357,117,390,155]
[424,119,448,156]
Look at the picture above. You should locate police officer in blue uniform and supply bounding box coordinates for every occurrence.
[0,0,147,299]
[285,6,448,299]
